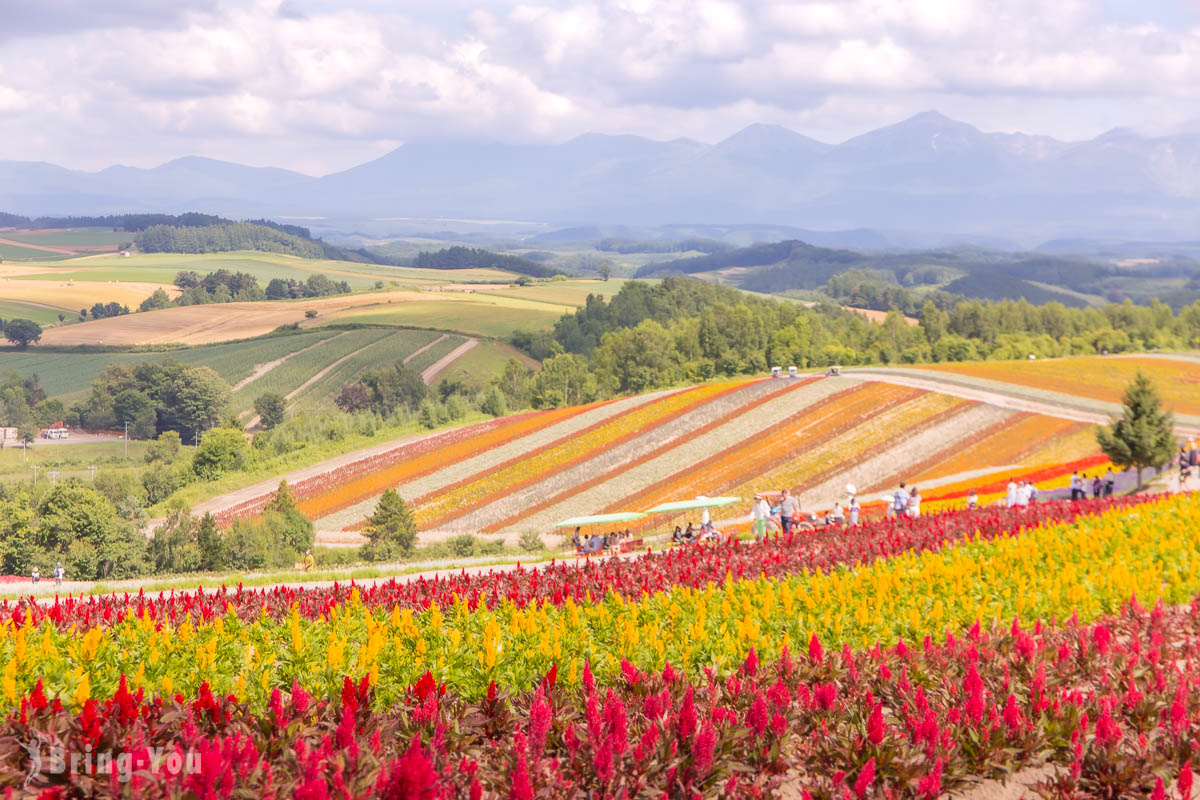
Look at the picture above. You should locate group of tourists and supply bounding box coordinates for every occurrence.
[572,527,633,553]
[889,483,922,519]
[1068,470,1114,500]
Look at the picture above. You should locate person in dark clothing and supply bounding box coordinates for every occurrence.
[1103,470,1115,497]
[1092,476,1102,498]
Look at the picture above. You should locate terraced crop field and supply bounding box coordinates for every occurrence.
[0,330,340,399]
[204,374,1110,546]
[326,294,569,336]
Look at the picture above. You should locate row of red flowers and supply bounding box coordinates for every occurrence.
[5,496,1154,632]
[4,596,1199,798]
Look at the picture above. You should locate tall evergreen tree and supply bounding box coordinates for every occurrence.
[1096,371,1176,489]
[361,489,417,561]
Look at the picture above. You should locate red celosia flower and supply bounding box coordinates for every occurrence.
[852,758,875,798]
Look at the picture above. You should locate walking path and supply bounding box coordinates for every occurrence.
[421,337,477,384]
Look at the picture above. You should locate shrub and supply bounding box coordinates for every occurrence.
[518,530,544,552]
[479,539,504,556]
[447,534,476,557]
[192,428,248,480]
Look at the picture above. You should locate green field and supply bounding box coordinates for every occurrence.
[230,328,396,412]
[0,300,74,327]
[1,228,128,248]
[475,278,630,308]
[329,296,565,337]
[0,440,159,482]
[8,251,525,292]
[429,340,534,386]
[0,243,74,261]
[289,329,445,412]
[0,330,341,399]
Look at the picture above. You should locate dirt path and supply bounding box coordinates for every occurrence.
[402,333,449,366]
[243,333,380,427]
[233,331,345,392]
[849,369,1200,435]
[0,236,77,255]
[422,337,477,384]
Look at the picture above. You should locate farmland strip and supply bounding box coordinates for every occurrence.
[232,330,346,392]
[414,380,757,528]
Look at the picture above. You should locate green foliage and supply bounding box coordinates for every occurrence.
[414,246,564,278]
[360,489,417,562]
[518,530,545,552]
[144,431,183,464]
[3,318,42,348]
[1096,371,1177,488]
[138,288,172,312]
[72,361,231,441]
[254,393,286,429]
[35,485,147,579]
[192,428,248,480]
[479,386,507,417]
[137,222,325,258]
[337,364,426,417]
[447,534,477,557]
[263,480,314,554]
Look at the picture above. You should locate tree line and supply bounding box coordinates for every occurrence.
[413,246,565,278]
[136,222,327,258]
[503,276,1200,407]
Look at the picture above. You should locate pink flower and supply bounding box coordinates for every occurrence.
[692,722,716,776]
[867,703,884,745]
[852,758,875,798]
[809,634,824,665]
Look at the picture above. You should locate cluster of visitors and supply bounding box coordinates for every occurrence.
[30,562,64,586]
[889,482,923,518]
[1068,470,1114,500]
[572,527,633,553]
[1006,478,1040,507]
[671,519,720,544]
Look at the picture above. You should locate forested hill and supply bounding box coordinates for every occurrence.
[137,221,326,258]
[413,246,566,278]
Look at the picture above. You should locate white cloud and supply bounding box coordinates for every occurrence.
[2,0,1200,173]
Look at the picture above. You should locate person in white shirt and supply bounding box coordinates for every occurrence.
[967,489,978,510]
[1013,481,1032,507]
[1006,478,1018,508]
[848,496,860,525]
[1069,472,1083,501]
[830,502,845,524]
[892,483,910,518]
[906,486,921,518]
[750,493,770,543]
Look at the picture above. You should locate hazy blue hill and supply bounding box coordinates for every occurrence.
[7,113,1200,239]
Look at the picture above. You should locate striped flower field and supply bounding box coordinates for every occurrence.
[256,374,1110,543]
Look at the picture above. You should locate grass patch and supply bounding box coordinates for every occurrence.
[0,300,74,326]
[0,243,75,261]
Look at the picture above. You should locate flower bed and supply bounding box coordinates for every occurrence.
[6,593,1200,798]
[0,495,1174,708]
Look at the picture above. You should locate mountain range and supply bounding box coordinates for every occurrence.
[5,112,1200,241]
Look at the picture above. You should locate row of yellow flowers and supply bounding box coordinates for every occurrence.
[2,493,1198,709]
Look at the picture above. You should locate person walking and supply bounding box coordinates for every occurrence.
[967,489,978,510]
[54,562,63,587]
[303,549,315,572]
[750,493,769,543]
[892,482,910,519]
[31,566,40,585]
[1092,475,1102,499]
[906,486,921,519]
[1006,477,1017,508]
[1103,470,1115,498]
[848,495,860,525]
[779,489,798,534]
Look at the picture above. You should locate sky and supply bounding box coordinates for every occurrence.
[2,0,1199,175]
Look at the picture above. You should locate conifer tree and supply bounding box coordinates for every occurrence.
[362,489,417,561]
[1096,371,1176,489]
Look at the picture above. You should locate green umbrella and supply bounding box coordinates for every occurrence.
[643,496,741,514]
[554,512,646,528]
